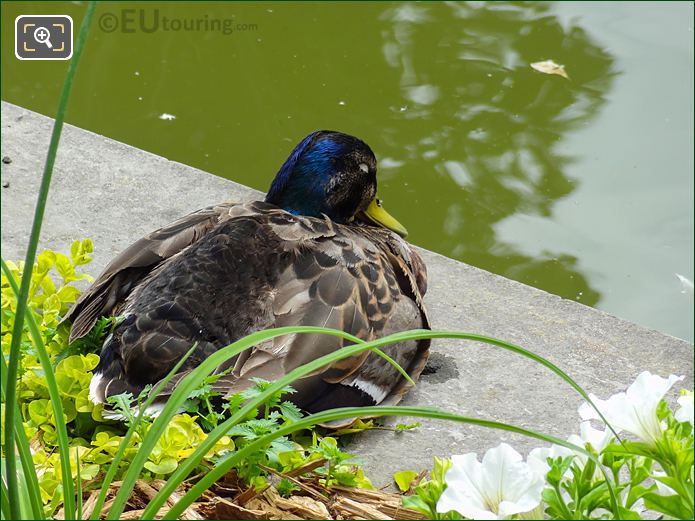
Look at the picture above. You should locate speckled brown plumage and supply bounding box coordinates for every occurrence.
[64,201,429,413]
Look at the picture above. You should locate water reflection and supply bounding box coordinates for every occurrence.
[378,1,616,306]
[0,1,623,316]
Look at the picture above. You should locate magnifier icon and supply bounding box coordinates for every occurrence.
[33,26,53,49]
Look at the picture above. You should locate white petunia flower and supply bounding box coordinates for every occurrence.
[528,421,614,479]
[527,444,575,479]
[674,391,693,426]
[578,371,684,446]
[436,443,544,520]
[569,421,614,458]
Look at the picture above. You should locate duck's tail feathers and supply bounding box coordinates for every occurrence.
[88,338,148,415]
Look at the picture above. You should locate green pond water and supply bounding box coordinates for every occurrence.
[2,2,693,341]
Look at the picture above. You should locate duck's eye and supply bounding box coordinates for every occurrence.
[376,198,382,207]
[359,163,369,174]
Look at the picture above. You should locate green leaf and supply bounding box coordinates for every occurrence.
[278,401,303,423]
[615,506,642,520]
[144,457,178,475]
[431,456,452,484]
[625,484,655,510]
[644,491,693,519]
[187,384,214,399]
[333,418,375,435]
[394,470,419,492]
[577,480,610,514]
[54,253,75,282]
[276,478,300,498]
[401,495,432,516]
[70,239,94,266]
[546,456,574,486]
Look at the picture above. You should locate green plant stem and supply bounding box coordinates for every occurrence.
[107,326,364,519]
[163,405,613,520]
[0,354,45,519]
[75,447,83,521]
[3,4,96,519]
[553,482,573,519]
[3,257,81,518]
[141,329,617,520]
[371,346,415,385]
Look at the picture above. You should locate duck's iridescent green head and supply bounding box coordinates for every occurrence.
[266,130,408,237]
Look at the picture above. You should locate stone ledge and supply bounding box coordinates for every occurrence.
[2,101,692,486]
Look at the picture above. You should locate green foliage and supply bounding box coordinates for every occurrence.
[525,399,694,520]
[0,246,252,514]
[603,404,694,520]
[393,470,418,492]
[2,242,101,451]
[401,457,459,520]
[276,477,300,497]
[310,435,372,489]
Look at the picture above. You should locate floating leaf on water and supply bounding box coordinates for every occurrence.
[530,59,569,79]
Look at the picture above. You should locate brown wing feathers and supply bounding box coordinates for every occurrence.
[62,204,235,341]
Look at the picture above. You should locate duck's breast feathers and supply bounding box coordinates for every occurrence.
[342,224,429,320]
[62,202,241,341]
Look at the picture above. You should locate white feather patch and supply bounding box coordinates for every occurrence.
[143,403,166,418]
[346,378,390,404]
[89,373,105,404]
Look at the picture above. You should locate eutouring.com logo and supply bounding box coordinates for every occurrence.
[98,9,258,36]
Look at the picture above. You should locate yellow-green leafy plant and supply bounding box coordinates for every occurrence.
[1,245,239,516]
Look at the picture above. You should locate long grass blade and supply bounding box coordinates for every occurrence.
[163,405,619,520]
[3,258,80,518]
[1,456,36,519]
[75,448,82,521]
[93,321,412,517]
[1,479,11,519]
[106,326,363,519]
[141,328,617,519]
[371,346,415,385]
[0,354,45,519]
[2,4,96,519]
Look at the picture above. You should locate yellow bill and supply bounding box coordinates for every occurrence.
[361,198,408,238]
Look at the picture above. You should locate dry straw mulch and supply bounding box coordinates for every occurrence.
[63,461,428,520]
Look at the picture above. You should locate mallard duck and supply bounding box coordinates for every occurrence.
[63,130,430,414]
